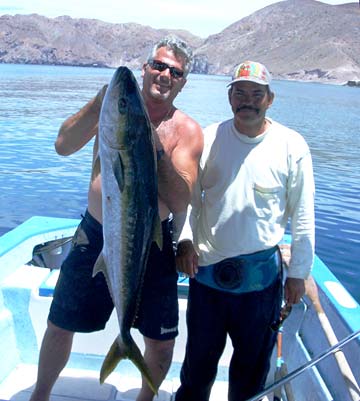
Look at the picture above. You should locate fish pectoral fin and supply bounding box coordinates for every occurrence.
[93,252,107,277]
[100,335,158,395]
[113,152,125,192]
[91,154,101,182]
[153,216,163,251]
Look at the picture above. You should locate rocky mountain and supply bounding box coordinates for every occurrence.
[0,0,359,84]
[196,0,360,83]
[0,13,202,70]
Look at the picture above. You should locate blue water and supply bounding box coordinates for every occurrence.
[0,64,359,302]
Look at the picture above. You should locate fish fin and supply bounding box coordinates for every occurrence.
[153,216,163,251]
[99,336,125,384]
[92,253,114,302]
[91,153,101,182]
[93,252,107,277]
[113,152,125,192]
[100,335,158,395]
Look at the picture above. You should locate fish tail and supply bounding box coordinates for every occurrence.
[99,335,158,395]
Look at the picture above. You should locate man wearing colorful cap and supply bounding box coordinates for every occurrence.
[175,61,315,401]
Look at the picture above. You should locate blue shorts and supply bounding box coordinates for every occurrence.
[49,210,179,340]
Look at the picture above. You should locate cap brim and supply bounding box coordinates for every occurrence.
[227,77,270,87]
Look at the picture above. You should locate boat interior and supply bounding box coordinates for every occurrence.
[0,216,359,401]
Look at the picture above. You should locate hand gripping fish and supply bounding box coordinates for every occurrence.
[92,66,162,394]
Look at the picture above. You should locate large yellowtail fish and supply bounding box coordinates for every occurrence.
[92,66,161,394]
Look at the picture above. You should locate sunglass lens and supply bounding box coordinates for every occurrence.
[151,61,166,72]
[171,68,183,78]
[150,61,183,78]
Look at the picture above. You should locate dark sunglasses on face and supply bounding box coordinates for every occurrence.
[148,59,184,79]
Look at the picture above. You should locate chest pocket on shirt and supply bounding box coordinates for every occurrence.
[253,183,282,218]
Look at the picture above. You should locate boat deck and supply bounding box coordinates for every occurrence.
[0,364,231,401]
[1,217,360,401]
[0,262,236,401]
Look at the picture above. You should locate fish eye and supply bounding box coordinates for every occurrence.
[118,97,127,114]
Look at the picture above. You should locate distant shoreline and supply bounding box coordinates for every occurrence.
[1,62,358,87]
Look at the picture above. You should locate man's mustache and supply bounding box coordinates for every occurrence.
[236,106,259,113]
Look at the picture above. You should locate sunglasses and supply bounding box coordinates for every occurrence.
[148,60,184,79]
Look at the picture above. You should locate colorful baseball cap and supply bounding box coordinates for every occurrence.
[227,61,272,86]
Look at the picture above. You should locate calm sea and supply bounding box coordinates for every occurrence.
[0,64,359,303]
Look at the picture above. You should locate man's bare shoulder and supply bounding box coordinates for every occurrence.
[174,109,203,142]
[175,109,201,128]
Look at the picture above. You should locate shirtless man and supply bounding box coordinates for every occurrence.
[30,36,203,401]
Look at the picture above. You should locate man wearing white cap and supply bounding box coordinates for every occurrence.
[175,60,315,401]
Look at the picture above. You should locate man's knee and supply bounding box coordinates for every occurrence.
[46,320,74,340]
[143,337,175,360]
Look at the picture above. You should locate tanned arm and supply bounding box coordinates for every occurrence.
[55,85,107,156]
[157,116,203,213]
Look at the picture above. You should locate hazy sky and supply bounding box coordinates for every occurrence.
[0,0,353,37]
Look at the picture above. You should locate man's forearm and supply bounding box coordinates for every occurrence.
[171,211,188,243]
[55,85,106,156]
[157,155,191,213]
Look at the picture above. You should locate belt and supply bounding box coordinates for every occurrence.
[195,246,281,294]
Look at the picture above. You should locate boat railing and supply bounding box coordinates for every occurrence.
[246,329,360,401]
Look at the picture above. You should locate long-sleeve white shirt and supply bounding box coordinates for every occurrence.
[181,118,315,279]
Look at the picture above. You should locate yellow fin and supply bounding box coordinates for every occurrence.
[92,252,106,278]
[99,336,125,384]
[92,253,114,302]
[100,335,158,395]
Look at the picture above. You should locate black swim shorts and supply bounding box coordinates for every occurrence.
[48,210,179,340]
[133,218,179,340]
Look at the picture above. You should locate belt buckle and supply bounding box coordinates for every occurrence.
[213,258,244,290]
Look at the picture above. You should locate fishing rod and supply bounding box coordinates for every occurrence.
[246,329,360,401]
